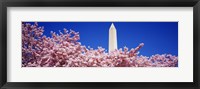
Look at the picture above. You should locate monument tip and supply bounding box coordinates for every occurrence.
[110,23,116,30]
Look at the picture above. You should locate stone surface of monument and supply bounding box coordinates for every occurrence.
[109,23,118,52]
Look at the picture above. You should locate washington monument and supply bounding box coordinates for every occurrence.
[109,23,118,52]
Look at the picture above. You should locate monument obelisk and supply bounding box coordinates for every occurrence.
[109,23,118,52]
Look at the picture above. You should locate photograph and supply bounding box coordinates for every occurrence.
[22,22,178,67]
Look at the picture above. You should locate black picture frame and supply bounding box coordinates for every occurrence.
[0,0,200,89]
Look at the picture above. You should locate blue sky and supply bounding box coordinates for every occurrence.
[23,22,178,56]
